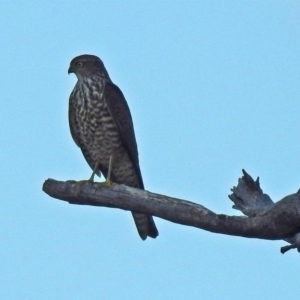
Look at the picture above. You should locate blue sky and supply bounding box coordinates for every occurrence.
[1,1,300,299]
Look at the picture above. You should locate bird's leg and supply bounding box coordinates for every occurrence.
[87,153,115,185]
[89,161,100,182]
[106,152,115,185]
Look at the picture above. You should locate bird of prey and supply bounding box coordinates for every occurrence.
[68,54,158,240]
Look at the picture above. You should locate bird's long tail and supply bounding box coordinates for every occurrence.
[132,212,159,240]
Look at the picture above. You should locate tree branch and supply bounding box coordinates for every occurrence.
[42,170,300,253]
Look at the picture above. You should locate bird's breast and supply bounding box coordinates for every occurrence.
[73,80,122,164]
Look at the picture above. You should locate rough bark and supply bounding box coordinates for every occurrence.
[42,170,300,253]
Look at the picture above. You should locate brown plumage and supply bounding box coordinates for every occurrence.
[68,54,158,240]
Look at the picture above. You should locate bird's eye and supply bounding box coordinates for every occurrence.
[76,61,83,67]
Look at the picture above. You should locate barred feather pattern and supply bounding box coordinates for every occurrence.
[69,72,158,240]
[70,76,138,186]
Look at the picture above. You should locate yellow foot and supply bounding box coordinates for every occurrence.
[75,179,113,187]
[75,179,91,186]
[88,174,95,182]
[98,179,113,187]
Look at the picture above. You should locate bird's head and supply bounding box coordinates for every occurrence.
[68,54,109,80]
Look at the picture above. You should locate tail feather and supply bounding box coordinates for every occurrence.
[132,212,159,240]
[147,215,159,238]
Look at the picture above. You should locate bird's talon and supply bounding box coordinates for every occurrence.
[88,175,95,182]
[75,180,90,186]
[98,179,113,187]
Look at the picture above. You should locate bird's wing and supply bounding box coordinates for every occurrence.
[104,81,144,189]
[68,91,80,147]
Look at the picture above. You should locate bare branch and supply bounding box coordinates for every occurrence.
[42,170,300,254]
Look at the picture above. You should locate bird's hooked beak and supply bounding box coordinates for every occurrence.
[68,66,74,74]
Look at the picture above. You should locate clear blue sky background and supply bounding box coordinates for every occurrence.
[1,1,300,299]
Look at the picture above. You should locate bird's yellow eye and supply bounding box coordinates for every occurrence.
[76,61,83,67]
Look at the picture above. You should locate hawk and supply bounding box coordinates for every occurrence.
[68,54,158,240]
